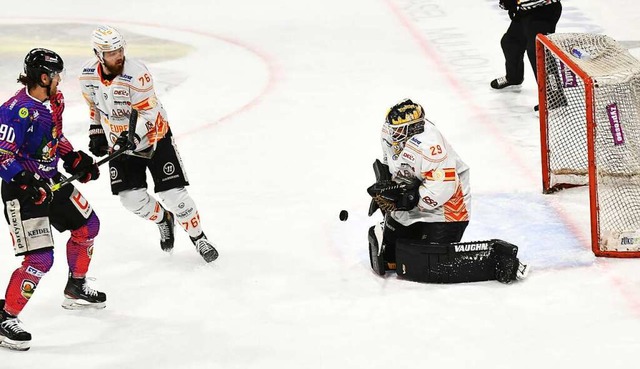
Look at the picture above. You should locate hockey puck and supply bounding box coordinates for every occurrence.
[339,210,349,221]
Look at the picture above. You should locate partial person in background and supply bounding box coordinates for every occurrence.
[491,0,562,109]
[0,48,104,351]
[79,25,218,262]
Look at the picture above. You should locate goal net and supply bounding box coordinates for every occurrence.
[537,33,640,257]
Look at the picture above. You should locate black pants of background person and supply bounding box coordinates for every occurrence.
[382,215,469,264]
[501,2,562,84]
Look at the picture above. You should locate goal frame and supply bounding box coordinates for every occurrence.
[536,33,640,258]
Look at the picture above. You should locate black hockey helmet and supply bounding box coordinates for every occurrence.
[24,48,64,82]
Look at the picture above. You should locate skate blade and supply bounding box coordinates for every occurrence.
[201,249,219,263]
[61,298,106,310]
[516,264,530,280]
[0,337,30,351]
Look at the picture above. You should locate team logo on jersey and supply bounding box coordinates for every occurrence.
[37,139,59,162]
[110,167,118,180]
[21,279,37,299]
[163,162,175,175]
[18,107,29,118]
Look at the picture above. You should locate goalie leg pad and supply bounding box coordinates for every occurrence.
[396,239,498,283]
[368,225,386,276]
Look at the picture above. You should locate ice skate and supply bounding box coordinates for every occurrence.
[0,300,31,351]
[190,233,219,263]
[62,275,106,310]
[490,76,523,89]
[158,210,175,252]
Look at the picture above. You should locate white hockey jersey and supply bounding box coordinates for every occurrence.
[79,58,170,155]
[381,120,471,226]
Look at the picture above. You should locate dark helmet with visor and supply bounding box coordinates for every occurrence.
[24,48,64,83]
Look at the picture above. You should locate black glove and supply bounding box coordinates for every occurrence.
[12,171,53,205]
[113,131,137,152]
[367,176,421,211]
[498,0,516,10]
[499,0,518,19]
[88,124,109,157]
[62,150,100,183]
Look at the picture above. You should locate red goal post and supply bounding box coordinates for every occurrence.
[536,33,640,258]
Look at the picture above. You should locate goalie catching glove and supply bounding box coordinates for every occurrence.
[367,176,421,212]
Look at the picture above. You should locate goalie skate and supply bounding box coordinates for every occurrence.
[61,276,106,310]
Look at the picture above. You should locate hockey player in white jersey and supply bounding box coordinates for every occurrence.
[79,25,218,262]
[372,98,471,266]
[366,99,527,283]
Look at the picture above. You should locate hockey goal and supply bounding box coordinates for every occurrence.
[537,33,640,257]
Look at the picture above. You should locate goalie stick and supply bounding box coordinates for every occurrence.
[50,109,138,192]
[368,159,392,275]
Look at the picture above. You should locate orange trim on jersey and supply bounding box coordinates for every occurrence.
[145,113,170,145]
[132,98,152,111]
[96,66,113,87]
[443,184,469,222]
[423,168,456,181]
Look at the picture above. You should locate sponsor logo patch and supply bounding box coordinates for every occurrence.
[163,162,175,176]
[18,107,29,118]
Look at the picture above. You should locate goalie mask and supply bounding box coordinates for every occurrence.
[92,25,126,64]
[383,99,425,156]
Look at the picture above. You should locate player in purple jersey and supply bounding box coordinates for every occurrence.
[0,48,104,351]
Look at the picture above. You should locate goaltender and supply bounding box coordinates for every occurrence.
[366,99,528,283]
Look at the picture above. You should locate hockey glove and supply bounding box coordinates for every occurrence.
[367,176,421,211]
[113,130,137,152]
[498,0,516,10]
[13,171,53,205]
[88,124,109,157]
[62,150,100,183]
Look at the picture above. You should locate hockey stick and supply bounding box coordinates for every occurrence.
[50,109,138,192]
[367,159,393,275]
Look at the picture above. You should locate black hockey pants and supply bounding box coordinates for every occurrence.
[500,2,562,83]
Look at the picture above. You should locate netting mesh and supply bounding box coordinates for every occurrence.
[542,33,640,254]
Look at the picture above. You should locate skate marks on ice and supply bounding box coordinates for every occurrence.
[464,192,594,270]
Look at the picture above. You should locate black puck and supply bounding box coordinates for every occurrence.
[339,210,348,221]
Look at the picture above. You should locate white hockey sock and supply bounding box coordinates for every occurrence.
[158,187,204,238]
[119,188,165,223]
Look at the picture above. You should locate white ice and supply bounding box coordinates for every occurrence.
[1,1,639,368]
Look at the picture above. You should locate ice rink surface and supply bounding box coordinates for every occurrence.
[1,1,639,368]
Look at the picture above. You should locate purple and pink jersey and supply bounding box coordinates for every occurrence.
[0,88,73,182]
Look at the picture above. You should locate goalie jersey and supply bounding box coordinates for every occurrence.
[381,119,471,226]
[79,58,170,156]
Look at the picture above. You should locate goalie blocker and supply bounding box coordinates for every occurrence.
[368,225,528,284]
